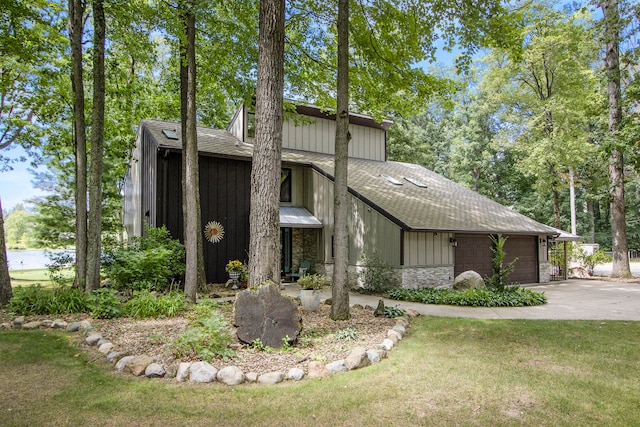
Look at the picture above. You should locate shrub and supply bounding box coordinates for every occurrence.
[358,251,398,293]
[9,284,90,315]
[387,287,547,307]
[577,248,612,275]
[172,302,236,362]
[123,290,186,319]
[52,286,91,314]
[102,225,185,293]
[88,288,122,319]
[9,284,54,315]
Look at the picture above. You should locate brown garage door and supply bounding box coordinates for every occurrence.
[504,235,538,284]
[455,234,539,284]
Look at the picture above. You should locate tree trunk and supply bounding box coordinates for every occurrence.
[181,0,201,302]
[248,0,285,287]
[86,0,105,292]
[569,167,577,236]
[601,0,632,278]
[0,198,12,306]
[331,0,350,321]
[69,0,87,290]
[552,188,561,229]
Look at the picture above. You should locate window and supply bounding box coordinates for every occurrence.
[162,129,178,140]
[404,177,427,188]
[380,174,403,185]
[280,168,292,202]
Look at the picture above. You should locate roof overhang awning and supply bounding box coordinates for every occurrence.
[279,206,322,228]
[551,228,582,242]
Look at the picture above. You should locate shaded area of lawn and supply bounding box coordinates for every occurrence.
[1,317,639,426]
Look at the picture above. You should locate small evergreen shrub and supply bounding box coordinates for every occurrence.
[172,302,236,362]
[388,287,547,307]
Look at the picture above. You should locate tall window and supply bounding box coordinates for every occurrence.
[280,168,292,202]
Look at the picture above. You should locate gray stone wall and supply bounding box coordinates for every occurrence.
[400,266,454,289]
[292,229,304,271]
[320,263,454,290]
[539,262,551,283]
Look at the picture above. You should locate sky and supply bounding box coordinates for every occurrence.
[0,146,47,212]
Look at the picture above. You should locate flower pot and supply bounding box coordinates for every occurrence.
[300,289,321,312]
[228,271,241,280]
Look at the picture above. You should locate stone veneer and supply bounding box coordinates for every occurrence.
[539,262,551,283]
[320,263,454,289]
[399,266,455,289]
[291,229,320,272]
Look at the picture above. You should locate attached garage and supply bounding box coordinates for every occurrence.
[454,234,539,284]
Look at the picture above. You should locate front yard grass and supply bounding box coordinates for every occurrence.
[1,317,639,426]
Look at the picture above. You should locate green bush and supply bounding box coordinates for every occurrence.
[9,284,90,315]
[88,288,122,319]
[102,226,185,293]
[123,290,186,319]
[172,302,236,362]
[358,251,398,293]
[388,287,547,307]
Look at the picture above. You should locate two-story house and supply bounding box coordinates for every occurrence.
[124,103,558,287]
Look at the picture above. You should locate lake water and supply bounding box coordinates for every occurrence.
[6,249,74,271]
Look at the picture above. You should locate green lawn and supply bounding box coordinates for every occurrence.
[1,317,639,426]
[8,268,73,288]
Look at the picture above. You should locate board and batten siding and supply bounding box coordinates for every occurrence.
[281,114,385,161]
[308,169,401,266]
[403,231,454,267]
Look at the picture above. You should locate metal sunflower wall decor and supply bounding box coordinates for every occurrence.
[204,221,225,243]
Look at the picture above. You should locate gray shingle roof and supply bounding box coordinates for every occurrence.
[139,119,558,235]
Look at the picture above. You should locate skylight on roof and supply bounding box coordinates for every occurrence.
[380,174,403,185]
[404,177,427,188]
[162,129,179,140]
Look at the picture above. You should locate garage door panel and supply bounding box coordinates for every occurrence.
[455,234,538,284]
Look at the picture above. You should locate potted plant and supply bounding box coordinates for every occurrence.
[225,260,243,281]
[297,273,328,311]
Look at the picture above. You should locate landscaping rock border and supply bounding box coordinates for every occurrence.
[1,309,419,386]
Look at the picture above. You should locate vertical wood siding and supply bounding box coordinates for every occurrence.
[309,170,401,266]
[403,231,454,267]
[282,115,385,161]
[227,104,245,141]
[158,153,252,284]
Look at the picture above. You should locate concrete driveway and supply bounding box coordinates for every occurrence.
[283,279,640,321]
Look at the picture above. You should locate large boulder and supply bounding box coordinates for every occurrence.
[234,282,302,348]
[453,270,485,290]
